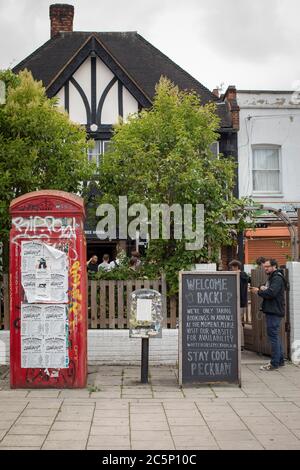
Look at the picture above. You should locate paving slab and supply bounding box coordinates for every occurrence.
[130,422,169,431]
[90,426,129,436]
[172,435,217,447]
[170,425,212,436]
[21,408,58,417]
[87,445,131,450]
[51,421,91,430]
[27,391,60,398]
[218,441,264,450]
[46,430,90,441]
[256,435,300,450]
[87,435,130,447]
[42,440,87,450]
[0,421,16,431]
[131,442,175,450]
[211,429,258,442]
[8,425,50,435]
[0,447,41,450]
[0,434,45,447]
[26,400,62,409]
[0,358,299,450]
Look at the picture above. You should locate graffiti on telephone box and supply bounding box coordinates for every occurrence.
[9,191,87,388]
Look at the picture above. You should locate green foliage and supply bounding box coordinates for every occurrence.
[0,69,94,256]
[94,77,251,293]
[90,258,161,281]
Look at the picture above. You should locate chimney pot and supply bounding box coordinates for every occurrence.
[50,4,74,38]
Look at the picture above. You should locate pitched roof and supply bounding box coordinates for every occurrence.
[13,31,232,129]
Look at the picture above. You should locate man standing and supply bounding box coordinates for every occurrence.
[250,259,286,371]
[98,254,111,271]
[87,254,98,273]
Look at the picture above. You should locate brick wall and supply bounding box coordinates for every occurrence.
[50,4,74,38]
[223,86,240,130]
[0,329,178,366]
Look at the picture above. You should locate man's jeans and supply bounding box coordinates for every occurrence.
[265,314,284,368]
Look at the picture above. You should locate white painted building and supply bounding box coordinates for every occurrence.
[238,90,300,205]
[237,90,300,264]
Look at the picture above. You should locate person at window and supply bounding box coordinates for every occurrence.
[256,256,266,267]
[129,256,138,271]
[217,259,224,271]
[98,254,111,271]
[110,244,126,269]
[229,259,250,351]
[250,259,286,371]
[87,255,98,273]
[131,250,142,269]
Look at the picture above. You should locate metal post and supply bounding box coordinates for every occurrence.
[141,337,149,383]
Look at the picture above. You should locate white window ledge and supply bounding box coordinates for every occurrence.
[252,193,284,198]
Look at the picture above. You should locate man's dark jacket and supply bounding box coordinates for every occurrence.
[240,271,250,308]
[258,270,286,317]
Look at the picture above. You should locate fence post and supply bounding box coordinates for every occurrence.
[90,279,98,329]
[161,274,167,328]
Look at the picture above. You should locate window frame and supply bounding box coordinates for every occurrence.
[251,144,282,196]
[209,141,220,158]
[87,139,102,167]
[87,139,112,167]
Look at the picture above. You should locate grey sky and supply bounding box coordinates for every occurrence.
[1,0,299,92]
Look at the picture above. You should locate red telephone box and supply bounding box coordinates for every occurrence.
[9,190,87,388]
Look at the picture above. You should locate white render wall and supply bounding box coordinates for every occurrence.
[287,262,300,364]
[237,91,300,208]
[0,329,178,366]
[0,330,8,366]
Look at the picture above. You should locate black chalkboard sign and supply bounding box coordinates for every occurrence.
[179,271,241,385]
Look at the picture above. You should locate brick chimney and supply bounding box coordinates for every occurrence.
[223,86,240,130]
[50,4,74,38]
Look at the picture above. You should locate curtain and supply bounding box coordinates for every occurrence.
[253,148,280,191]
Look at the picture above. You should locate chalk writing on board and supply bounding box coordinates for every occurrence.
[180,272,239,384]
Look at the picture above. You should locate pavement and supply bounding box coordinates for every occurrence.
[0,351,300,450]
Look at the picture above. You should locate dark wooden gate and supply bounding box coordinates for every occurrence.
[243,268,290,358]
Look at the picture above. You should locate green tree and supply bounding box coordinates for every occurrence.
[0,69,94,269]
[96,77,250,293]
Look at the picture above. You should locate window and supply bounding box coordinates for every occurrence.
[209,141,219,157]
[252,146,281,193]
[102,140,112,154]
[87,140,102,166]
[87,140,113,166]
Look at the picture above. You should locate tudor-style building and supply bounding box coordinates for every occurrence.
[13,4,240,262]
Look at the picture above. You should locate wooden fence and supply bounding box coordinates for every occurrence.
[244,268,289,357]
[0,275,178,330]
[0,274,9,330]
[87,277,178,329]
